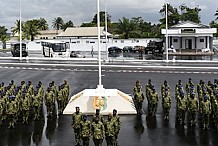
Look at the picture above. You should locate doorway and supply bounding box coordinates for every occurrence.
[185,39,192,49]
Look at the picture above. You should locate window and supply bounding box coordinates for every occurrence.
[86,41,89,43]
[173,39,178,42]
[77,41,80,43]
[200,39,204,42]
[121,40,124,43]
[90,42,95,43]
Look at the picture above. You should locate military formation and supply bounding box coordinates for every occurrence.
[0,80,70,128]
[133,78,218,130]
[72,107,121,146]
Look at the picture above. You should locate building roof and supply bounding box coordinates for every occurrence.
[38,30,63,35]
[170,21,209,29]
[57,27,112,37]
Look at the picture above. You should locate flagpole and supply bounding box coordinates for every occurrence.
[165,0,169,62]
[19,0,22,60]
[105,0,108,61]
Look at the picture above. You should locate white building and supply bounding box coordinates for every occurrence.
[161,21,217,51]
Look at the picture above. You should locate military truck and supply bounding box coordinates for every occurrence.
[144,40,164,54]
[11,43,28,57]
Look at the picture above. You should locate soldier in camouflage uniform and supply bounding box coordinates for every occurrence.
[213,93,218,129]
[32,91,42,120]
[187,93,199,126]
[133,80,142,95]
[7,95,18,128]
[112,109,121,146]
[45,87,55,117]
[92,109,104,123]
[72,107,83,146]
[200,95,211,129]
[150,87,159,116]
[162,88,171,120]
[91,116,104,146]
[80,114,91,146]
[176,92,187,125]
[21,92,30,123]
[104,113,116,146]
[63,80,70,105]
[57,85,64,115]
[133,85,144,115]
[161,80,170,97]
[0,96,4,125]
[146,79,152,113]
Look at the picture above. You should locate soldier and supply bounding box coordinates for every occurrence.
[80,114,91,146]
[213,93,218,129]
[51,81,58,99]
[7,95,18,128]
[175,80,184,99]
[112,109,121,146]
[63,80,70,99]
[186,78,194,93]
[57,85,64,115]
[150,87,159,116]
[187,93,199,126]
[0,97,4,126]
[21,93,30,123]
[72,107,83,146]
[92,109,104,123]
[32,91,42,120]
[177,92,187,125]
[105,113,116,146]
[91,116,104,146]
[133,85,144,115]
[200,95,211,129]
[161,80,170,96]
[21,80,26,92]
[146,79,152,112]
[133,80,142,96]
[162,88,171,120]
[27,81,34,96]
[44,87,55,117]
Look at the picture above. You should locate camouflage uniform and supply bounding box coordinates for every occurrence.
[80,114,91,146]
[21,93,30,123]
[57,86,64,114]
[7,96,18,128]
[177,93,187,125]
[162,89,171,120]
[150,88,159,116]
[213,94,218,128]
[45,87,55,117]
[92,109,104,123]
[187,93,199,126]
[200,96,211,129]
[134,88,144,115]
[32,91,42,120]
[105,114,116,146]
[146,79,152,112]
[72,107,83,146]
[91,116,105,146]
[112,109,121,146]
[133,80,142,96]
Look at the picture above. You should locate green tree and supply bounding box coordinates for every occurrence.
[80,22,96,27]
[37,17,49,30]
[180,5,201,23]
[209,20,218,37]
[115,17,134,39]
[62,20,74,30]
[11,20,25,39]
[92,11,111,26]
[0,26,9,49]
[52,17,64,30]
[23,19,40,41]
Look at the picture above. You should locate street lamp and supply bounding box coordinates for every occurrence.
[105,0,108,61]
[19,0,22,60]
[165,0,169,62]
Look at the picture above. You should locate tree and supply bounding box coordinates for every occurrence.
[23,19,40,41]
[52,17,64,30]
[115,17,134,39]
[92,11,111,26]
[0,26,9,49]
[37,17,49,30]
[180,5,201,23]
[62,20,74,30]
[11,20,25,39]
[209,20,218,37]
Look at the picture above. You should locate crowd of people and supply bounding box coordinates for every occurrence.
[72,107,121,146]
[0,80,70,128]
[133,78,218,130]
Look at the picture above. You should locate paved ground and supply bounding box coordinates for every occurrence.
[0,65,218,146]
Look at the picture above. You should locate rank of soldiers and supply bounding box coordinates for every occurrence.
[133,78,218,130]
[72,107,121,146]
[0,80,70,128]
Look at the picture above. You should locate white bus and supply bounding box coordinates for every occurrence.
[41,40,70,57]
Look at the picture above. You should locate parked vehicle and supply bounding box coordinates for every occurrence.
[132,46,145,53]
[11,43,28,57]
[108,46,122,53]
[123,46,133,52]
[144,41,164,54]
[70,51,85,58]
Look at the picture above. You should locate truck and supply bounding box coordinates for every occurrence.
[144,40,164,54]
[11,43,28,57]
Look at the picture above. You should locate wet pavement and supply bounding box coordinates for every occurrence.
[0,63,218,146]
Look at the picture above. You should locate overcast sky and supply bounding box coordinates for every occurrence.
[0,0,217,31]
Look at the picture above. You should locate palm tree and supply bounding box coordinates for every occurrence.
[23,20,40,41]
[0,26,9,49]
[62,20,74,30]
[116,17,134,39]
[11,20,24,36]
[37,17,49,30]
[52,17,64,30]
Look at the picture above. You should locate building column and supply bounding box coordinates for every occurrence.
[170,36,172,46]
[207,36,210,49]
[180,37,182,49]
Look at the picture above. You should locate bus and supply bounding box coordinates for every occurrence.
[41,40,70,58]
[11,43,28,57]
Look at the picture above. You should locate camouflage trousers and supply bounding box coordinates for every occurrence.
[163,107,170,119]
[106,136,114,146]
[150,102,158,116]
[188,110,197,126]
[134,101,143,115]
[74,128,81,146]
[57,100,64,114]
[202,114,210,129]
[177,109,186,124]
[82,136,90,146]
[93,138,103,146]
[33,106,41,120]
